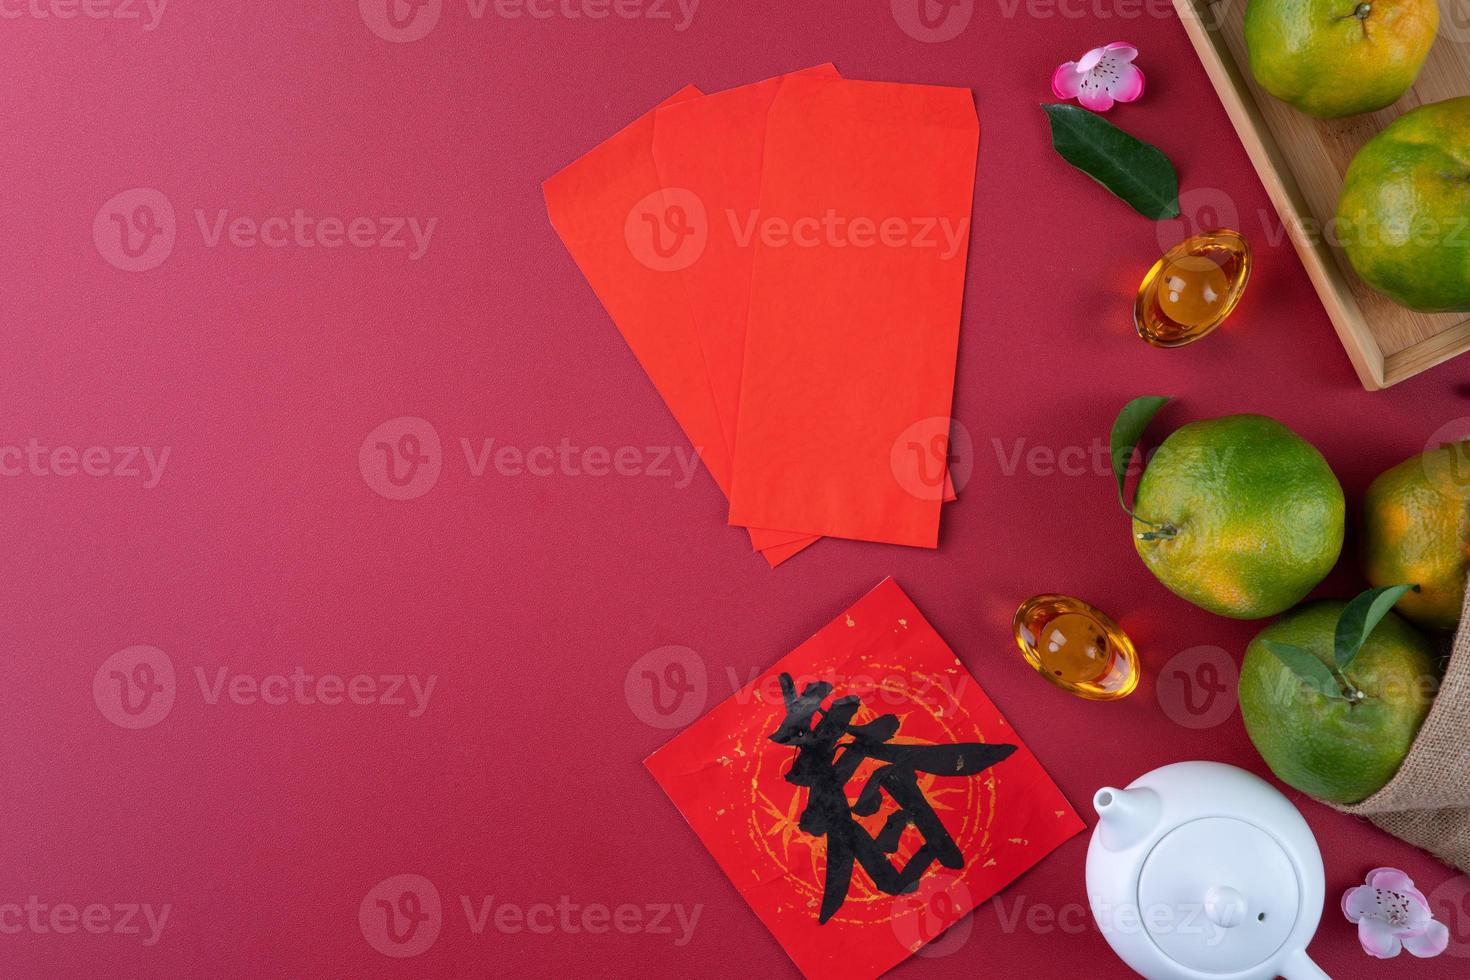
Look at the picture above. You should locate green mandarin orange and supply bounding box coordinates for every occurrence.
[1336,98,1470,313]
[1363,442,1470,629]
[1132,415,1344,619]
[1240,600,1438,803]
[1245,0,1438,119]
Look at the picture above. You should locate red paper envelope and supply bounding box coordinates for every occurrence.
[728,77,979,547]
[645,579,1083,980]
[543,88,814,566]
[650,66,839,556]
[649,69,954,558]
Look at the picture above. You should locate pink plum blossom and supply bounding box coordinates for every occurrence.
[1342,867,1449,960]
[1052,43,1146,112]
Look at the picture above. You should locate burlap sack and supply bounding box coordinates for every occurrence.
[1331,584,1470,873]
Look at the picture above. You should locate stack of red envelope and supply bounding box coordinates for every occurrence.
[545,66,978,567]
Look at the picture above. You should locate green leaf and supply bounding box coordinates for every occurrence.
[1262,641,1349,701]
[1334,584,1419,672]
[1042,104,1181,219]
[1109,396,1170,513]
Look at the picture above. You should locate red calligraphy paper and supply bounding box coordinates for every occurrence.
[645,579,1083,980]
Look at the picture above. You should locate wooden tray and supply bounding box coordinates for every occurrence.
[1172,0,1470,389]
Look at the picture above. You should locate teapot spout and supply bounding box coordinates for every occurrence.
[1093,786,1161,851]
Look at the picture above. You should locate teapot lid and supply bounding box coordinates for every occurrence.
[1136,817,1301,973]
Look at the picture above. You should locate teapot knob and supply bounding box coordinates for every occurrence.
[1204,885,1247,929]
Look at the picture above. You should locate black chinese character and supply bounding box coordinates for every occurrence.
[769,672,1016,923]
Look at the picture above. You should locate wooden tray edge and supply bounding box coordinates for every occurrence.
[1171,0,1388,390]
[1385,316,1470,386]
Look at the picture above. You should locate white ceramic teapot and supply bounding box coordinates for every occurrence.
[1086,761,1330,980]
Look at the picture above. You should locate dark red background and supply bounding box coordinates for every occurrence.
[4,1,1469,977]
